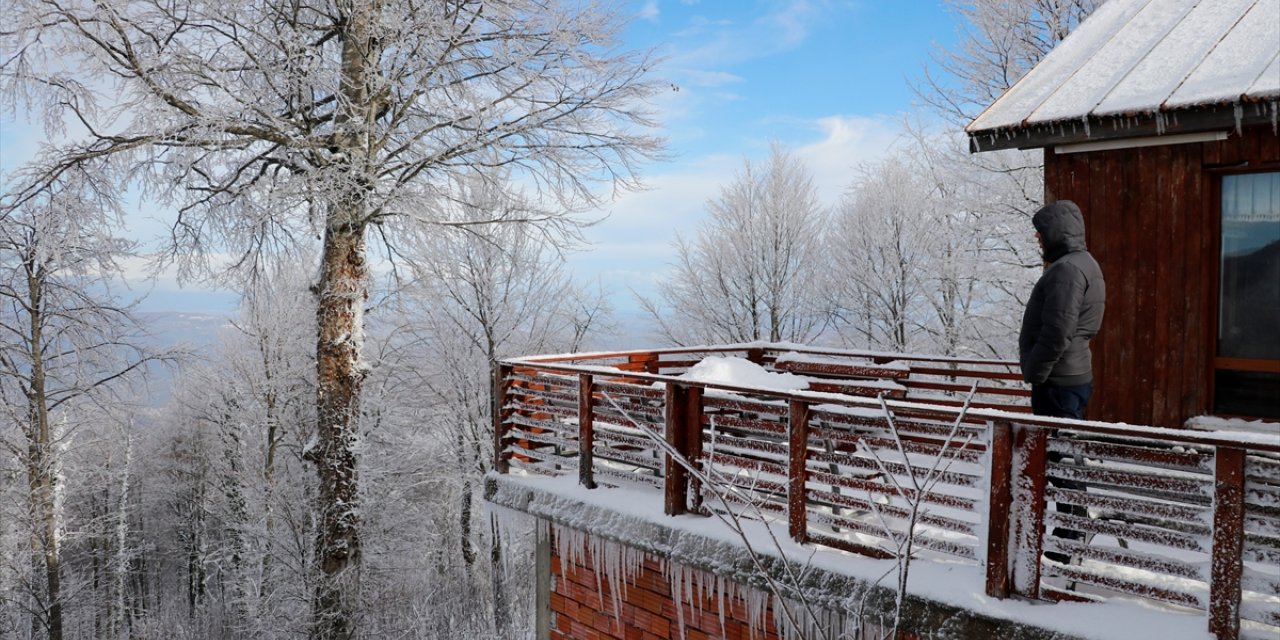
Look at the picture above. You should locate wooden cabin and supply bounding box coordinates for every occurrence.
[965,0,1280,429]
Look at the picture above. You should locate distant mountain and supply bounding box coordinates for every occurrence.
[138,311,231,352]
[136,311,232,407]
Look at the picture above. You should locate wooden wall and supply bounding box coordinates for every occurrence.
[1044,125,1280,429]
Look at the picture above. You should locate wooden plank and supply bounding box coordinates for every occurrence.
[1048,564,1202,610]
[1012,426,1048,599]
[1165,142,1191,424]
[806,488,977,537]
[685,386,705,514]
[494,363,514,474]
[1258,124,1280,163]
[1047,461,1212,497]
[1136,144,1157,424]
[1086,149,1116,422]
[1149,143,1173,427]
[664,384,689,515]
[772,359,910,379]
[807,469,977,512]
[788,399,811,542]
[1044,486,1209,525]
[1048,437,1211,472]
[806,509,977,560]
[1195,143,1216,417]
[986,421,1014,599]
[805,531,894,560]
[578,374,596,490]
[1210,447,1247,640]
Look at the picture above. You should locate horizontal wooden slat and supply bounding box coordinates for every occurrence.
[1048,462,1213,497]
[807,487,977,536]
[1044,511,1208,553]
[1045,487,1210,530]
[1046,564,1204,610]
[808,469,977,511]
[772,359,912,379]
[1049,438,1212,472]
[1041,538,1203,581]
[805,509,977,560]
[706,452,788,477]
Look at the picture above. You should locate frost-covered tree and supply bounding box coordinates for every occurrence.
[830,128,1036,358]
[0,174,155,640]
[829,157,933,353]
[905,1,1104,353]
[642,143,830,346]
[919,0,1104,124]
[142,267,316,638]
[363,182,611,636]
[2,1,660,634]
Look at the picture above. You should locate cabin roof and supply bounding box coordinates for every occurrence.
[966,0,1280,151]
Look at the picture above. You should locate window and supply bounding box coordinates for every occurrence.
[1215,172,1280,418]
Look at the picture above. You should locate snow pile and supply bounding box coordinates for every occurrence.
[679,356,809,392]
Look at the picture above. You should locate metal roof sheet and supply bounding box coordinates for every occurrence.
[967,0,1280,135]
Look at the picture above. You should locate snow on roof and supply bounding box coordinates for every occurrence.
[967,0,1280,135]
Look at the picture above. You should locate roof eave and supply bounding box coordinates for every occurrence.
[967,99,1280,153]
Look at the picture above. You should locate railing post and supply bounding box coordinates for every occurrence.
[1209,446,1245,640]
[985,420,1014,599]
[1010,424,1048,599]
[493,363,514,474]
[685,386,705,513]
[788,399,811,543]
[578,374,596,489]
[664,384,689,515]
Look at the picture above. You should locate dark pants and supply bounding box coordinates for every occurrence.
[1031,382,1092,419]
[1031,382,1092,564]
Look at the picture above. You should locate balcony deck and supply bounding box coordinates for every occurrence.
[490,343,1280,640]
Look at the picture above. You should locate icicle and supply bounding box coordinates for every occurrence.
[665,561,690,640]
[1270,101,1278,133]
[1234,103,1244,134]
[744,586,770,638]
[551,524,647,630]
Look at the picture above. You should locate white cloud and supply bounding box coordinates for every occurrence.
[569,114,905,315]
[794,115,903,204]
[638,0,659,21]
[677,69,744,88]
[670,0,819,70]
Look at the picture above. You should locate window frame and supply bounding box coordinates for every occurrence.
[1209,167,1280,418]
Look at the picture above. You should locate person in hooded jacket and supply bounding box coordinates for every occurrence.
[1019,199,1105,568]
[1020,199,1106,418]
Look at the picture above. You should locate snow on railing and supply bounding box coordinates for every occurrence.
[493,343,1280,640]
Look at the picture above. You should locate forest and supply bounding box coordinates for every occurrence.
[0,1,1102,638]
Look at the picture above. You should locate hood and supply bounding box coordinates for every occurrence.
[1032,200,1087,262]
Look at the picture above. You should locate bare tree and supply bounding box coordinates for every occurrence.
[641,143,830,346]
[829,156,933,353]
[3,1,660,635]
[0,175,155,640]
[369,185,612,634]
[918,0,1104,125]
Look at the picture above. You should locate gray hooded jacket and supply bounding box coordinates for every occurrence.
[1019,201,1106,386]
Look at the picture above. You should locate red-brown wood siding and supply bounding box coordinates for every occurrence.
[1044,125,1280,428]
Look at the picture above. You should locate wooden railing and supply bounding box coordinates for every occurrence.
[493,344,1280,640]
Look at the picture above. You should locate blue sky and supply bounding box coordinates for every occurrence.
[573,0,960,324]
[0,0,963,317]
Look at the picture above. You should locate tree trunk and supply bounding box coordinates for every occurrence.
[25,264,62,640]
[308,218,368,640]
[307,1,378,636]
